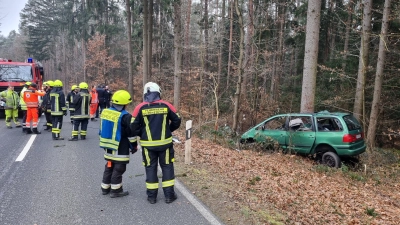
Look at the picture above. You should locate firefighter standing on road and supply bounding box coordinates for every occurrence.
[0,85,21,129]
[41,81,53,131]
[50,80,67,140]
[23,83,45,134]
[68,82,91,141]
[99,90,137,198]
[66,85,78,124]
[90,86,99,121]
[20,81,31,132]
[130,82,181,204]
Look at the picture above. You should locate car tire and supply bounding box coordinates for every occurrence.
[322,152,341,168]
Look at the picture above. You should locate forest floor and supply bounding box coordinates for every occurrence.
[173,133,400,225]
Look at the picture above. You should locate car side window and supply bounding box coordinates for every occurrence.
[316,117,343,132]
[289,116,313,131]
[260,116,287,130]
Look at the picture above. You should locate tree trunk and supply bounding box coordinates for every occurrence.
[342,0,354,72]
[353,0,372,122]
[126,0,134,97]
[142,0,149,86]
[148,0,153,79]
[204,0,209,71]
[217,0,225,87]
[226,0,234,90]
[184,0,192,69]
[367,0,391,149]
[173,0,182,111]
[242,0,253,93]
[232,0,244,133]
[300,0,321,113]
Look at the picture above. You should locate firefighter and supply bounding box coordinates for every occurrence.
[0,85,21,129]
[130,82,181,204]
[66,84,78,124]
[41,81,53,131]
[20,81,31,132]
[50,79,67,140]
[90,86,99,121]
[100,90,137,198]
[23,83,45,134]
[68,82,91,141]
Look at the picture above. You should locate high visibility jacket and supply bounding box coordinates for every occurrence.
[72,90,91,119]
[99,107,135,163]
[131,100,181,151]
[91,89,98,104]
[23,88,45,108]
[50,87,67,116]
[0,89,19,109]
[19,87,28,110]
[66,91,76,112]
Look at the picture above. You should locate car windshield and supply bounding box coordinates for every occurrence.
[0,65,32,82]
[343,115,361,131]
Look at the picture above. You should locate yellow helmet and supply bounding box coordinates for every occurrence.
[71,85,78,90]
[43,81,48,86]
[54,79,63,87]
[112,90,132,105]
[47,80,54,87]
[79,82,88,89]
[25,81,32,86]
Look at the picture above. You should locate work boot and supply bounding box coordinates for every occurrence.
[147,197,157,204]
[32,128,41,134]
[7,126,12,129]
[110,190,129,198]
[101,188,110,195]
[15,124,22,128]
[22,128,26,133]
[68,136,78,141]
[80,135,86,140]
[26,129,33,134]
[53,137,65,140]
[165,193,178,204]
[91,118,97,122]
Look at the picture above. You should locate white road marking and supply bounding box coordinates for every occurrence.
[15,134,37,162]
[15,118,41,162]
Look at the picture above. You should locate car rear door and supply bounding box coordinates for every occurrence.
[286,114,316,154]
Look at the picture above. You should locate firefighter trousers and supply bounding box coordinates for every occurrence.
[101,162,127,193]
[5,109,20,127]
[142,147,176,199]
[21,109,27,128]
[72,118,88,138]
[45,111,52,130]
[52,115,63,139]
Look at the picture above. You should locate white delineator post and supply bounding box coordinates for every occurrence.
[185,120,192,165]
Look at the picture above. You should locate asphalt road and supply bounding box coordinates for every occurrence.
[0,114,223,225]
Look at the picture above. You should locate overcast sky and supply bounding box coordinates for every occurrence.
[0,0,28,36]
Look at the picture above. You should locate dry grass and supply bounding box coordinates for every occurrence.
[173,134,400,225]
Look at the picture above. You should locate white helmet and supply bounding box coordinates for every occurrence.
[143,82,161,94]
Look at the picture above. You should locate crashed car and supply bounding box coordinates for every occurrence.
[240,111,366,168]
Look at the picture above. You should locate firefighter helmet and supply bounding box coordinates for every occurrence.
[143,82,161,95]
[54,80,63,87]
[47,80,54,87]
[79,82,88,89]
[112,90,132,105]
[25,81,32,87]
[71,85,78,90]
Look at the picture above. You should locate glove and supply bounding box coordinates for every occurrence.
[130,146,138,154]
[63,111,67,116]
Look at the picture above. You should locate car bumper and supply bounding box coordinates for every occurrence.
[336,144,366,156]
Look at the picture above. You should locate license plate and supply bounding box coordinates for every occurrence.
[356,134,361,139]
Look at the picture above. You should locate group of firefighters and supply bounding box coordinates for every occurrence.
[1,81,181,203]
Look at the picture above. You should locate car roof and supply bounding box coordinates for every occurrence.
[274,111,350,117]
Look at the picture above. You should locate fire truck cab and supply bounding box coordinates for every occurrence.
[0,58,44,117]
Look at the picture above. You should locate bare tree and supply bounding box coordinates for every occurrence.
[300,0,322,113]
[142,0,149,85]
[353,0,372,121]
[126,0,134,98]
[367,0,391,149]
[173,0,182,111]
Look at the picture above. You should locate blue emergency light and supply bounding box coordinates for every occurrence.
[27,58,33,63]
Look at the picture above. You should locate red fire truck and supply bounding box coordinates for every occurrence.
[0,58,44,117]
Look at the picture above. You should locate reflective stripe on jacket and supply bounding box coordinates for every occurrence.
[50,88,67,116]
[73,91,91,119]
[0,90,19,109]
[19,87,28,110]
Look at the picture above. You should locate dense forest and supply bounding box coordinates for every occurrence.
[1,0,400,151]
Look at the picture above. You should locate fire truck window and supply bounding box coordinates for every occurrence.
[0,65,32,82]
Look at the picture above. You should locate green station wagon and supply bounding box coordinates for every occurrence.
[240,112,366,167]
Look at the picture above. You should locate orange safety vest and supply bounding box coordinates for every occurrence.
[91,88,98,104]
[23,89,45,108]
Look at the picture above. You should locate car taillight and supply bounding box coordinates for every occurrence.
[343,134,357,143]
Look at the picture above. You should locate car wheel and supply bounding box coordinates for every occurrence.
[322,152,341,168]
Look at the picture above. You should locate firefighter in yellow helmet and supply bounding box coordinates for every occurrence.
[50,80,67,140]
[41,81,53,131]
[99,90,137,198]
[66,84,79,124]
[68,82,91,141]
[130,82,181,204]
[20,81,32,133]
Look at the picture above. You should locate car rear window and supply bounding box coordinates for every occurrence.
[343,115,361,131]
